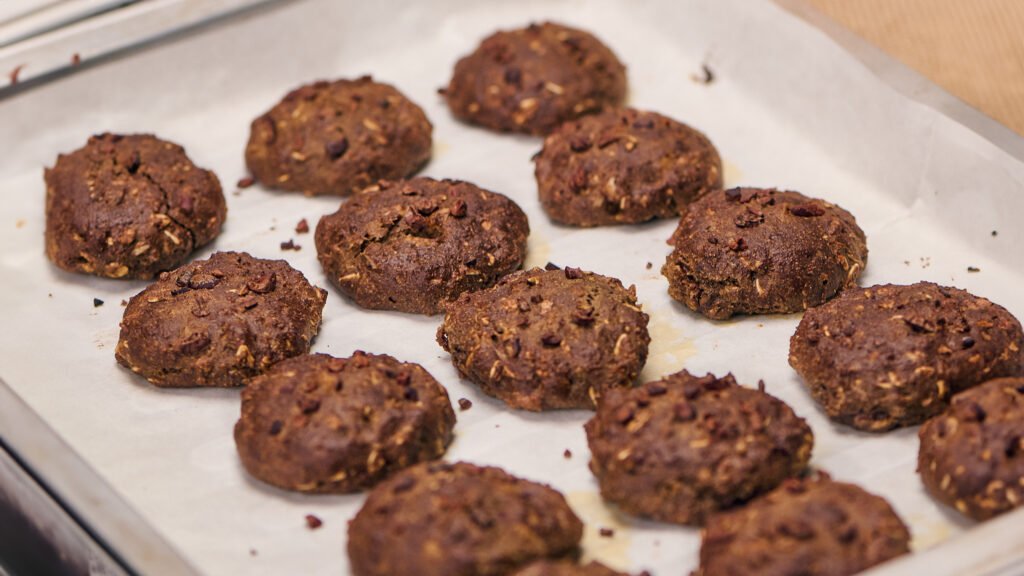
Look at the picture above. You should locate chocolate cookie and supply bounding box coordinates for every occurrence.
[44,133,226,279]
[443,22,626,135]
[790,282,1024,431]
[585,371,813,525]
[534,107,722,226]
[918,377,1024,520]
[437,266,650,411]
[347,461,583,576]
[234,352,455,493]
[115,251,327,387]
[245,77,432,196]
[315,177,529,315]
[696,473,911,576]
[513,560,641,576]
[663,188,867,320]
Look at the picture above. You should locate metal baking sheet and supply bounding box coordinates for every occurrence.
[1,0,1023,574]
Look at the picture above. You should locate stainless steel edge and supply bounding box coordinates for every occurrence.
[774,0,1024,164]
[0,378,200,576]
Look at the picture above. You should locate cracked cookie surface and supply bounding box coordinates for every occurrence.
[790,282,1024,431]
[918,377,1024,520]
[663,187,867,320]
[444,22,626,135]
[348,461,583,576]
[586,371,813,525]
[44,133,226,279]
[315,177,529,315]
[234,352,455,493]
[535,107,721,226]
[115,251,327,387]
[696,473,911,576]
[245,76,432,196]
[437,266,650,411]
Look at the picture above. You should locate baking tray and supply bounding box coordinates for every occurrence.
[1,0,1023,574]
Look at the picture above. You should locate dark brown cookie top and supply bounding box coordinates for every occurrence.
[513,560,642,576]
[790,282,1024,431]
[444,22,626,135]
[663,188,867,320]
[115,251,327,387]
[437,266,650,411]
[586,371,813,525]
[535,107,722,226]
[245,77,432,196]
[347,461,583,576]
[918,377,1024,521]
[315,177,529,315]
[44,133,226,279]
[697,474,911,576]
[234,352,455,493]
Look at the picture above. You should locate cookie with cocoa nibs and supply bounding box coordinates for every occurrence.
[513,560,644,576]
[789,282,1024,431]
[918,377,1024,521]
[437,266,650,411]
[535,107,722,226]
[115,251,327,387]
[443,22,626,135]
[585,371,813,525]
[234,352,455,493]
[245,76,432,196]
[44,133,226,279]
[662,187,866,320]
[347,461,583,576]
[315,177,529,315]
[696,473,911,576]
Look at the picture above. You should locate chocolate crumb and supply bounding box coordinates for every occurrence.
[9,64,24,85]
[967,266,980,273]
[93,298,104,307]
[71,53,81,66]
[645,262,653,270]
[237,176,255,188]
[563,449,572,459]
[280,239,301,251]
[249,548,258,557]
[458,398,473,411]
[120,299,127,306]
[599,527,615,537]
[690,63,715,85]
[305,514,323,529]
[295,219,309,234]
[992,230,998,237]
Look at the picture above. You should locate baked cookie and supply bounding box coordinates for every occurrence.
[44,133,226,279]
[443,22,626,135]
[513,560,641,576]
[696,473,911,576]
[663,188,867,320]
[790,282,1024,431]
[437,265,650,411]
[245,77,432,196]
[234,352,455,493]
[918,377,1024,521]
[115,251,327,387]
[315,177,529,315]
[348,461,583,576]
[534,107,721,226]
[586,371,813,525]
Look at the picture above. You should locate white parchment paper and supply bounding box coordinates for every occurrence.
[1,0,1023,574]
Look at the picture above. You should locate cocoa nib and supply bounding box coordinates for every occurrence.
[280,239,301,251]
[247,272,277,294]
[449,199,467,218]
[295,219,309,234]
[564,267,584,279]
[541,333,563,347]
[325,137,349,159]
[599,527,615,537]
[305,515,323,529]
[237,176,255,188]
[788,203,825,217]
[93,298,104,307]
[728,237,747,252]
[458,398,473,411]
[569,136,592,152]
